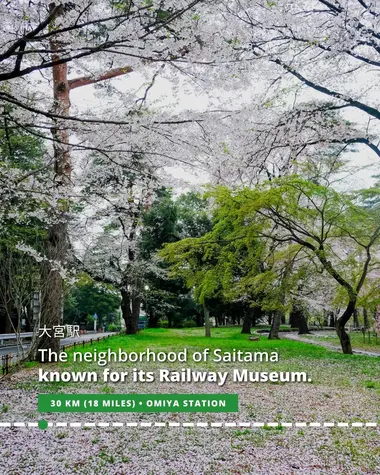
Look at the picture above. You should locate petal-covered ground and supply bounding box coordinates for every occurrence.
[0,329,379,474]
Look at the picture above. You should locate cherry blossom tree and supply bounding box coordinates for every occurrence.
[218,1,380,160]
[0,0,215,351]
[72,147,161,333]
[2,0,380,353]
[375,306,380,335]
[172,1,380,185]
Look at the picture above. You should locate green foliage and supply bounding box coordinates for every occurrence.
[107,323,121,332]
[0,115,46,170]
[160,188,264,308]
[210,176,380,300]
[109,0,132,13]
[362,175,380,209]
[161,171,380,323]
[64,275,121,328]
[139,188,178,259]
[176,191,213,238]
[156,9,171,21]
[138,189,212,328]
[182,318,197,328]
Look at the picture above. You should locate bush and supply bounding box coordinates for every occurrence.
[158,320,169,328]
[107,323,121,332]
[182,319,196,328]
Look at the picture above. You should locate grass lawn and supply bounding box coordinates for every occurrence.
[302,330,380,353]
[0,327,379,475]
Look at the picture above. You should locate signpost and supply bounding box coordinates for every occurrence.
[93,313,98,332]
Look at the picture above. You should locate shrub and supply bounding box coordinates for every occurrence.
[182,319,196,328]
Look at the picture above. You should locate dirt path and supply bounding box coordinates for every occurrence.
[281,332,380,357]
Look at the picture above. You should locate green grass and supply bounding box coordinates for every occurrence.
[23,327,379,394]
[303,331,380,353]
[67,326,328,356]
[64,326,375,361]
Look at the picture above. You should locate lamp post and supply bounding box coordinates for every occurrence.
[144,285,149,323]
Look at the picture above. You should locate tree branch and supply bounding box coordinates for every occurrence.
[68,66,133,90]
[272,58,380,121]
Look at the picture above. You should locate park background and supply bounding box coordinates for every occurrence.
[0,1,380,474]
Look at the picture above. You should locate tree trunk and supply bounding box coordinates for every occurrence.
[36,222,67,361]
[132,294,141,331]
[336,322,353,354]
[36,6,134,359]
[252,307,258,327]
[329,311,335,327]
[289,312,296,328]
[289,304,310,335]
[363,308,369,329]
[121,289,138,334]
[214,315,218,328]
[353,308,359,328]
[268,310,281,339]
[203,303,211,337]
[336,299,355,354]
[268,313,272,326]
[148,311,159,328]
[121,288,131,333]
[297,314,310,335]
[241,308,253,334]
[323,310,328,327]
[36,6,72,357]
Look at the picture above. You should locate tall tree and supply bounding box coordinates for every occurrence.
[139,189,211,328]
[208,174,380,354]
[37,4,137,355]
[0,116,50,356]
[0,0,214,350]
[76,151,157,334]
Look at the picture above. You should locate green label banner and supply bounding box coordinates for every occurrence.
[38,394,239,412]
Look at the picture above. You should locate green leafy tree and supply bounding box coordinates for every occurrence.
[207,174,380,354]
[64,275,121,330]
[139,189,211,329]
[160,198,270,336]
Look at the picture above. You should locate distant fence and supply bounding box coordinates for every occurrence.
[1,334,113,377]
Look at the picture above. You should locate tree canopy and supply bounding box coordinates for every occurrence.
[1,1,380,356]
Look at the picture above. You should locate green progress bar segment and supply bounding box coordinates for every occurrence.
[38,394,239,413]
